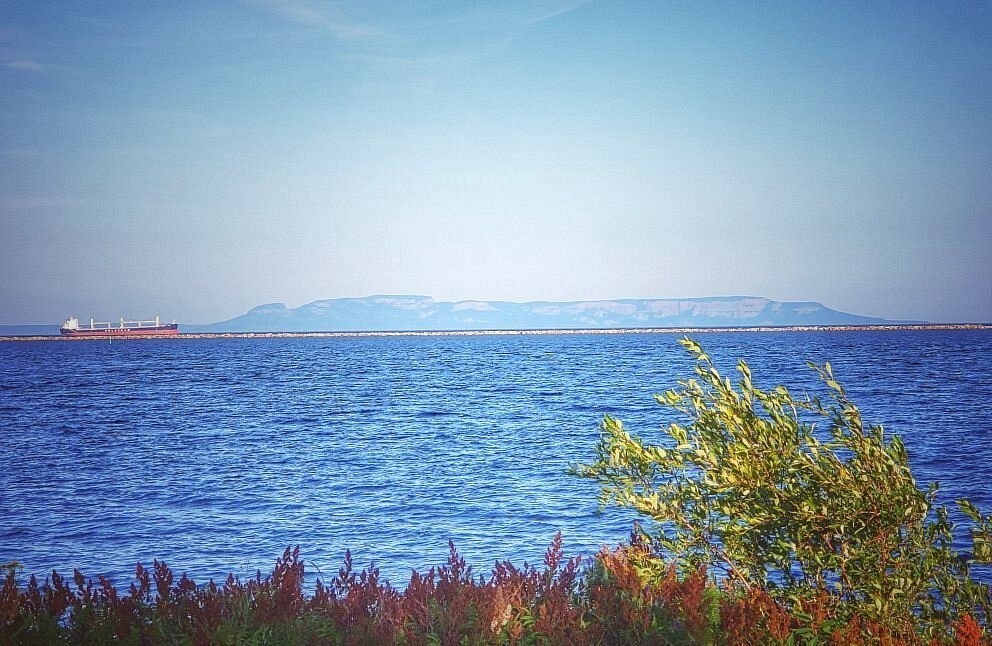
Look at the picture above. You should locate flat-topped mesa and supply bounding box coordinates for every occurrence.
[60,315,179,336]
[193,295,924,333]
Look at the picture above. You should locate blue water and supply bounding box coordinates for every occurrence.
[1,330,990,587]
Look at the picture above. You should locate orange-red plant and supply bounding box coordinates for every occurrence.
[1,538,988,644]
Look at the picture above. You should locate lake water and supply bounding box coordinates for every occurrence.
[1,330,990,587]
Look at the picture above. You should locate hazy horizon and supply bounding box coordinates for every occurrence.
[2,1,990,325]
[0,293,968,328]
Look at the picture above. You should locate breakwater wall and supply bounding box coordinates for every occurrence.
[2,323,990,342]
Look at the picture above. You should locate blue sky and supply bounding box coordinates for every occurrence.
[1,1,990,324]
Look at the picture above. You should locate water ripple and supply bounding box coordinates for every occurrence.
[0,331,990,586]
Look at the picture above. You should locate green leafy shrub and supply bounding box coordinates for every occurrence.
[572,336,992,639]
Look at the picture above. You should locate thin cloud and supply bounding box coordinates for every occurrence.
[4,59,45,72]
[525,0,595,27]
[1,25,42,70]
[0,196,91,210]
[131,109,231,140]
[326,2,598,97]
[1,148,48,158]
[256,0,326,25]
[248,0,388,40]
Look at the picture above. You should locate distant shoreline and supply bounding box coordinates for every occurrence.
[1,323,990,342]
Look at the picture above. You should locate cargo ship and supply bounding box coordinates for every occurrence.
[60,316,179,337]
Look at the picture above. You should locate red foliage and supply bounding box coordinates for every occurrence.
[309,548,403,643]
[720,586,794,645]
[585,540,717,643]
[954,614,987,646]
[2,539,989,644]
[0,569,23,630]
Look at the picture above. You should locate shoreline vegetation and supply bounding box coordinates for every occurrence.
[6,537,985,645]
[1,322,990,342]
[3,338,991,643]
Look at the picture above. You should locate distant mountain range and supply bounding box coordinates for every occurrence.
[0,296,924,336]
[182,295,915,333]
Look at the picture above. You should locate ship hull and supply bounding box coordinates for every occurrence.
[60,324,179,337]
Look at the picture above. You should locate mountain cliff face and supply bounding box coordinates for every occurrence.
[190,296,904,332]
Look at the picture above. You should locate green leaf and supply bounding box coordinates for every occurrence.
[957,498,983,523]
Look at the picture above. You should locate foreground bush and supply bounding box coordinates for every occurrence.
[573,337,992,642]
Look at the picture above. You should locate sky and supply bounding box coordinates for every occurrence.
[1,1,990,325]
